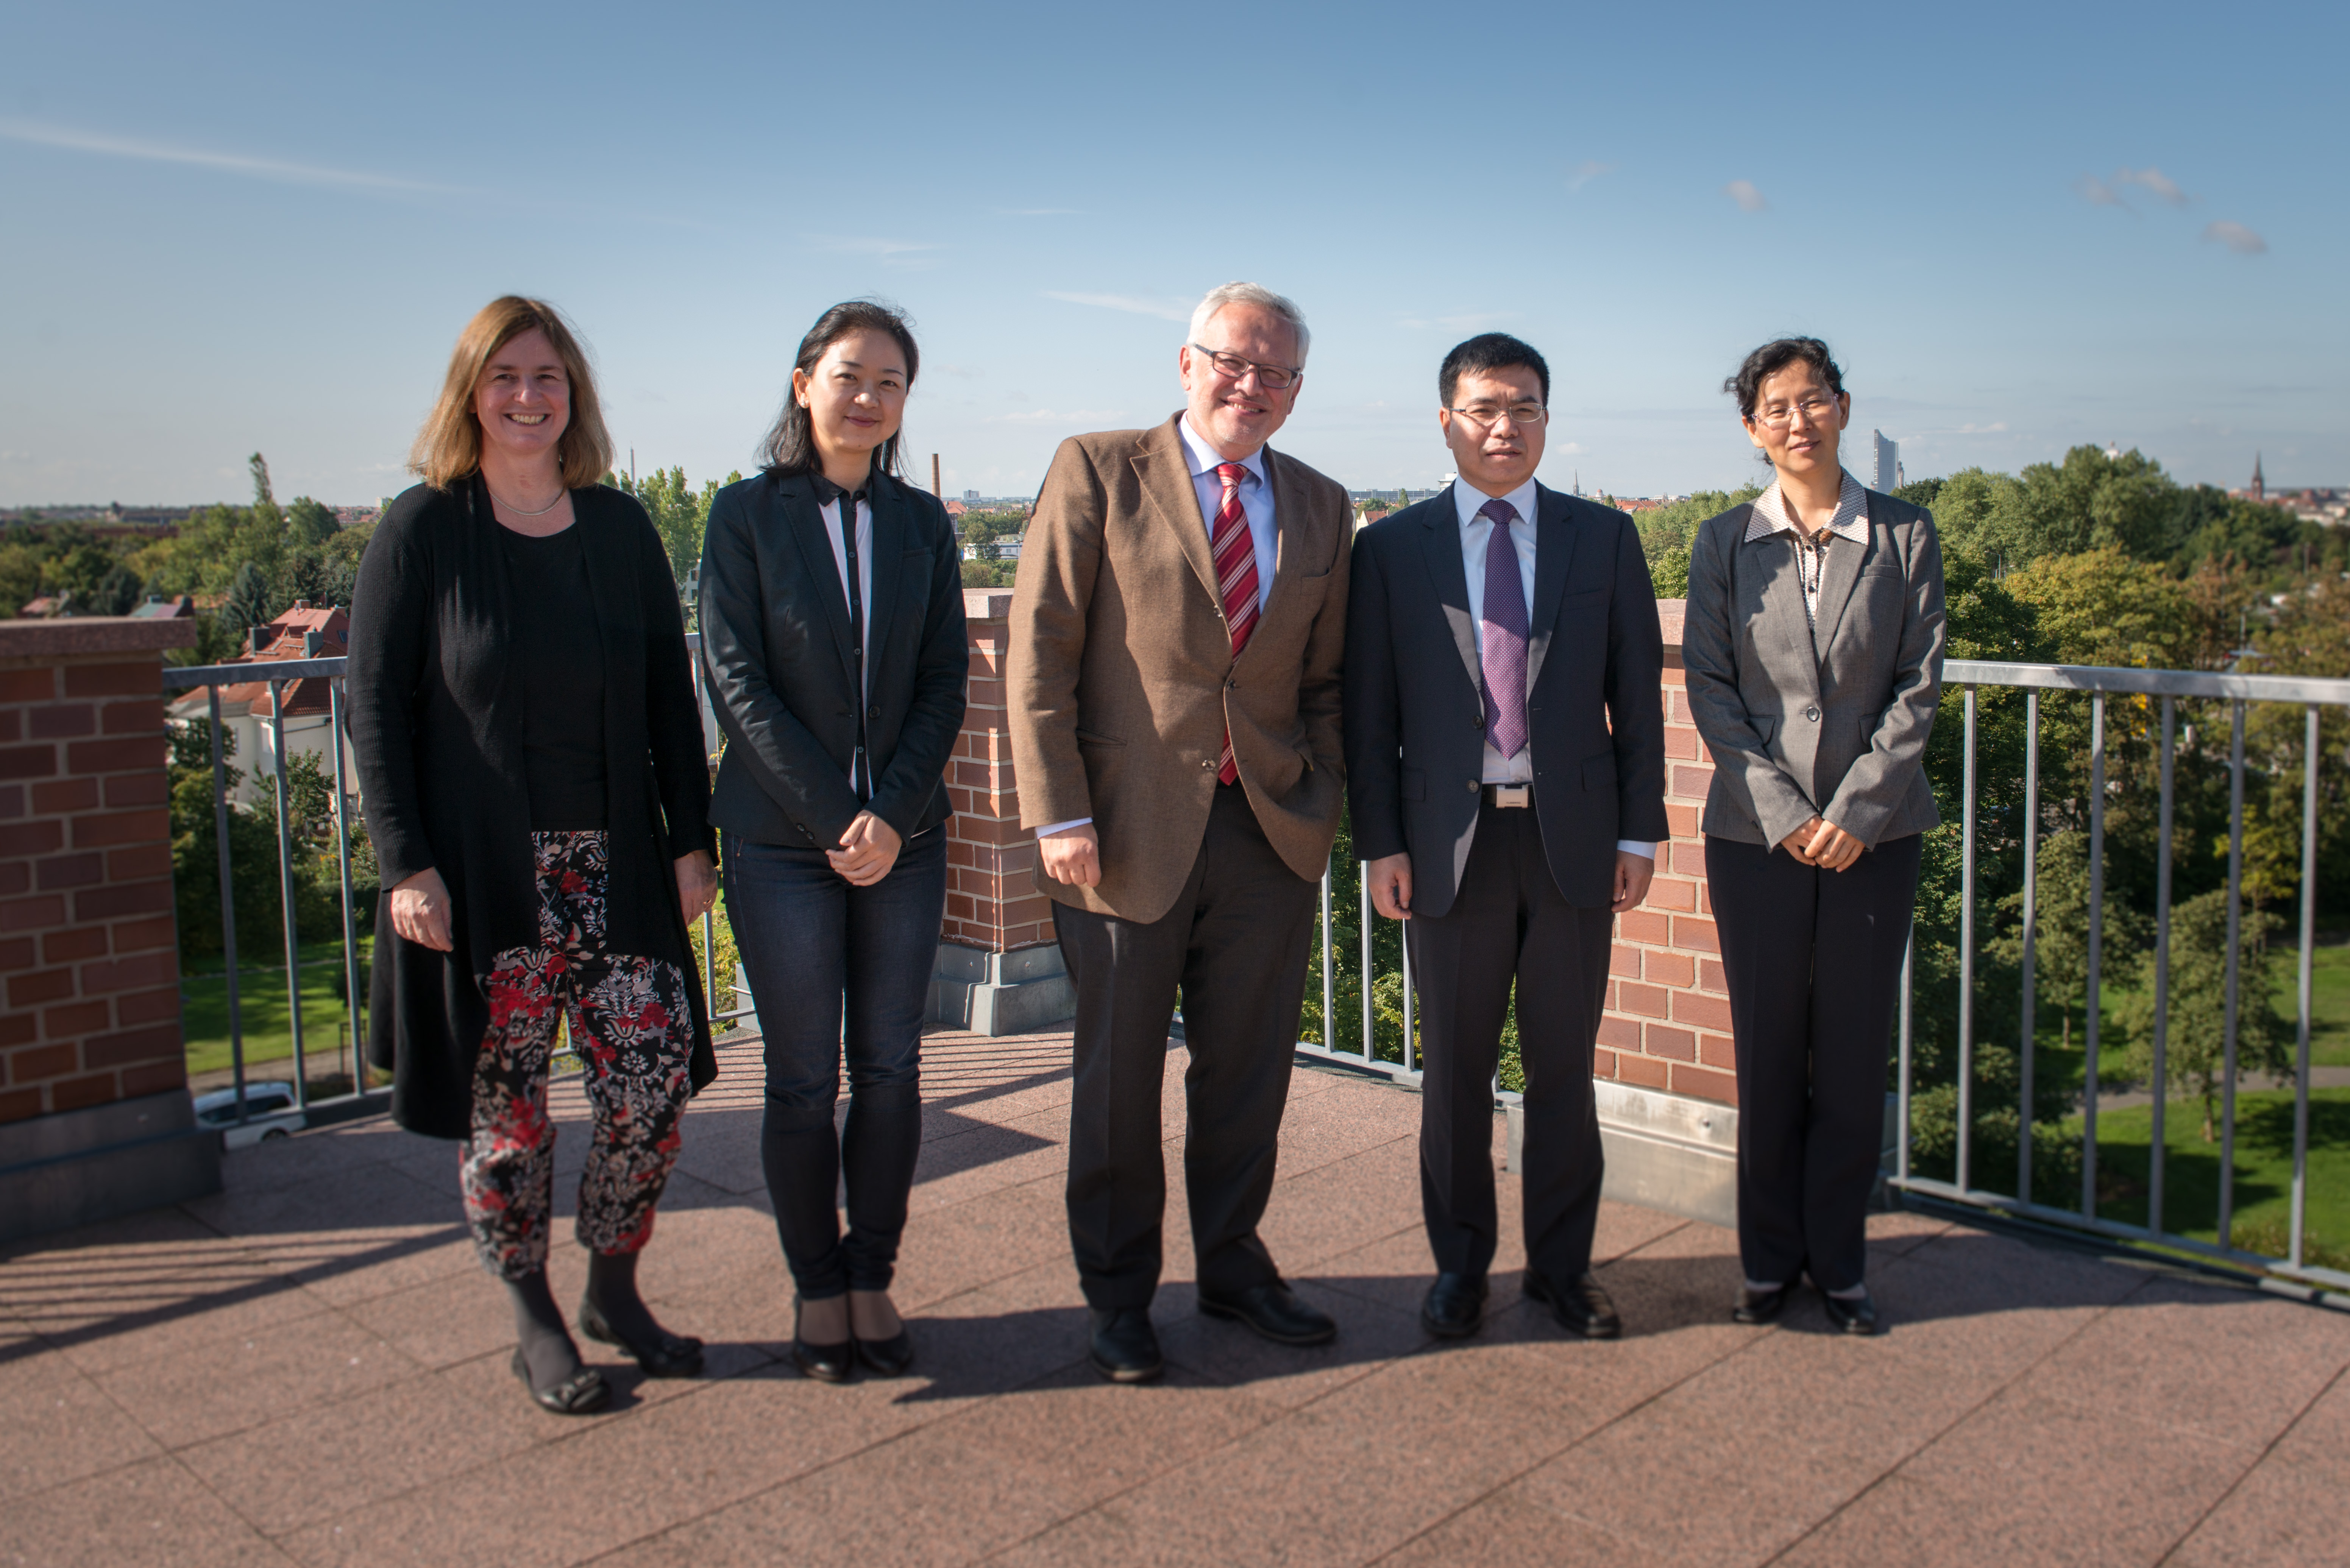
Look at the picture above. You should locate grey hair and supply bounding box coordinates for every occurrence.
[1187,281,1311,367]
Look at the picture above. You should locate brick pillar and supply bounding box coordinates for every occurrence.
[928,589,1073,1034]
[1595,600,1738,1107]
[0,617,218,1241]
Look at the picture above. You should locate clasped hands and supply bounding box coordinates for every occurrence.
[1781,815,1863,871]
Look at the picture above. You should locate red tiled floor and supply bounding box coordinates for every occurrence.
[3,1024,2347,1567]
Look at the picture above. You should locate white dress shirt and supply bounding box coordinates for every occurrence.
[1036,420,1279,840]
[1453,480,1656,861]
[816,491,874,703]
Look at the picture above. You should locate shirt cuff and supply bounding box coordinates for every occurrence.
[1615,840,1658,859]
[1036,817,1094,838]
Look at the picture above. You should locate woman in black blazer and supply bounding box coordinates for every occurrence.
[349,296,718,1414]
[1681,337,1947,1335]
[698,301,967,1381]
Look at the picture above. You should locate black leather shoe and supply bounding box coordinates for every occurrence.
[1421,1273,1489,1339]
[1197,1281,1337,1347]
[1822,1287,1882,1336]
[579,1297,706,1378]
[857,1329,916,1377]
[1732,1284,1789,1326]
[1522,1269,1622,1339]
[1089,1308,1164,1384]
[792,1300,856,1383]
[511,1347,609,1415]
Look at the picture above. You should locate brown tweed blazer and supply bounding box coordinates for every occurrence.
[1008,414,1352,924]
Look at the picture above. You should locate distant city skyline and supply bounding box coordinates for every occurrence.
[2,2,2343,508]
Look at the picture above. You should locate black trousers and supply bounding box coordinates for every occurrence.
[1053,783,1319,1311]
[1407,802,1613,1284]
[1705,832,1921,1292]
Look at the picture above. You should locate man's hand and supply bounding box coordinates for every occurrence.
[389,867,454,952]
[829,812,903,887]
[1366,853,1414,920]
[1038,823,1101,888]
[674,849,717,921]
[1611,851,1656,914]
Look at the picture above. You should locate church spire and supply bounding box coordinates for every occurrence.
[2251,452,2265,503]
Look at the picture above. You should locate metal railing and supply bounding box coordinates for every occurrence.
[1896,659,2350,1293]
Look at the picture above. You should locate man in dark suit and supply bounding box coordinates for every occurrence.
[1343,333,1668,1340]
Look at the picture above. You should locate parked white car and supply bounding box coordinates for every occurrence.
[192,1082,306,1149]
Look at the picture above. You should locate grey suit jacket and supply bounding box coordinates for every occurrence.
[1681,489,1946,849]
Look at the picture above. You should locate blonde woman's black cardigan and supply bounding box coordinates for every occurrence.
[347,477,718,1138]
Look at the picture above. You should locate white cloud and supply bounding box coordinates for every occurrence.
[1723,180,1767,212]
[2118,166,2189,206]
[2074,173,2129,209]
[989,408,1128,424]
[1041,291,1192,321]
[1567,160,1614,192]
[0,115,463,194]
[2202,220,2268,255]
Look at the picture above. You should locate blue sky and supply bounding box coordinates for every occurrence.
[2,0,2341,507]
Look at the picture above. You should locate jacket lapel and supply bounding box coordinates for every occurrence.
[1809,491,1872,655]
[1132,415,1223,613]
[865,472,909,658]
[1420,485,1484,697]
[1522,485,1580,694]
[775,473,859,689]
[1742,516,1823,703]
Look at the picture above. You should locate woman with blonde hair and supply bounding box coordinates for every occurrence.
[349,296,719,1413]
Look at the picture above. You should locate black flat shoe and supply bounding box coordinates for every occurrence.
[856,1329,916,1377]
[1196,1281,1337,1347]
[511,1347,610,1415]
[793,1300,857,1383]
[1089,1307,1164,1384]
[579,1297,705,1379]
[1822,1287,1882,1336]
[1733,1284,1789,1326]
[1421,1272,1489,1339]
[1522,1269,1622,1339]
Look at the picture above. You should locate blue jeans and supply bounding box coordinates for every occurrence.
[724,826,947,1298]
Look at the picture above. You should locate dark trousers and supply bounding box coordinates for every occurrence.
[1408,802,1613,1284]
[1053,783,1319,1311]
[724,826,947,1299]
[1705,832,1921,1292]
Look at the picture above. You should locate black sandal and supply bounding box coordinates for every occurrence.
[511,1347,610,1415]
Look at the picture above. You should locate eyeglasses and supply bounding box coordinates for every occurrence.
[1752,393,1841,429]
[1446,403,1548,429]
[1189,344,1301,391]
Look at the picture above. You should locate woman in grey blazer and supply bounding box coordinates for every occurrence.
[1681,338,1946,1335]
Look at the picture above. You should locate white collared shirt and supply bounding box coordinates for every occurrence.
[1176,415,1276,612]
[1745,469,1871,637]
[815,491,875,701]
[1453,481,1655,860]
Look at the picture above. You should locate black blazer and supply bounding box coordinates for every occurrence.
[1344,483,1669,917]
[698,468,968,848]
[348,477,717,1139]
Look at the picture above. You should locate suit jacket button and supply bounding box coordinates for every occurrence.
[1806,704,1821,721]
[1203,759,1213,769]
[1471,714,1484,728]
[1465,778,1479,793]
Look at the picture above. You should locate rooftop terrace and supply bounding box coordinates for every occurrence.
[4,1026,2345,1566]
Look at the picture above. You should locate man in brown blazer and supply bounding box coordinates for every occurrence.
[1008,282,1351,1383]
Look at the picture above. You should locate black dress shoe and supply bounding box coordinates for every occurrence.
[1197,1281,1338,1347]
[792,1300,856,1383]
[1522,1269,1622,1339]
[511,1347,610,1415]
[1822,1287,1882,1336]
[1421,1273,1489,1339]
[1089,1308,1164,1384]
[579,1297,705,1378]
[1732,1284,1789,1326]
[856,1329,916,1377]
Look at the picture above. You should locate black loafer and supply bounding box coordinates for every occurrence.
[1421,1272,1489,1339]
[1522,1269,1622,1339]
[1822,1287,1882,1336]
[1733,1284,1789,1326]
[1089,1308,1164,1384]
[1197,1281,1337,1347]
[511,1347,610,1415]
[857,1329,916,1377]
[579,1298,705,1378]
[791,1336,857,1383]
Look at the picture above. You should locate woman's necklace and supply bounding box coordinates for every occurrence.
[487,483,567,517]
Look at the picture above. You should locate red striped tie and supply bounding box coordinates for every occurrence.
[1211,461,1259,785]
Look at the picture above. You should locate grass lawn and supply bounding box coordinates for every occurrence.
[2071,1087,2350,1269]
[181,959,364,1079]
[2273,936,2350,1068]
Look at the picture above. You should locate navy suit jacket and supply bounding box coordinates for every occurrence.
[1342,483,1668,916]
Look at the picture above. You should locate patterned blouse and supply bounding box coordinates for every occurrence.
[1745,469,1871,642]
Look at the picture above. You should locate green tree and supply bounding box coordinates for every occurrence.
[2112,889,2292,1141]
[248,452,275,509]
[1631,485,1762,564]
[611,466,741,588]
[221,562,274,644]
[285,496,339,550]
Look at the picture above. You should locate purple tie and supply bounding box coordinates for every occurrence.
[1478,498,1529,760]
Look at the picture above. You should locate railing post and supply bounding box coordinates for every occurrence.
[2292,705,2318,1270]
[1897,924,1913,1185]
[268,680,308,1111]
[1319,865,1333,1052]
[208,685,246,1125]
[1358,862,1373,1065]
[2083,690,2105,1218]
[327,677,363,1093]
[2151,695,2175,1236]
[2220,700,2245,1247]
[1957,686,1977,1194]
[2019,690,2038,1203]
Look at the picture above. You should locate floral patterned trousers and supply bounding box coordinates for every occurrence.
[461,831,696,1279]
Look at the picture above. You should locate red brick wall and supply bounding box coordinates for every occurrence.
[940,590,1056,954]
[0,625,193,1124]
